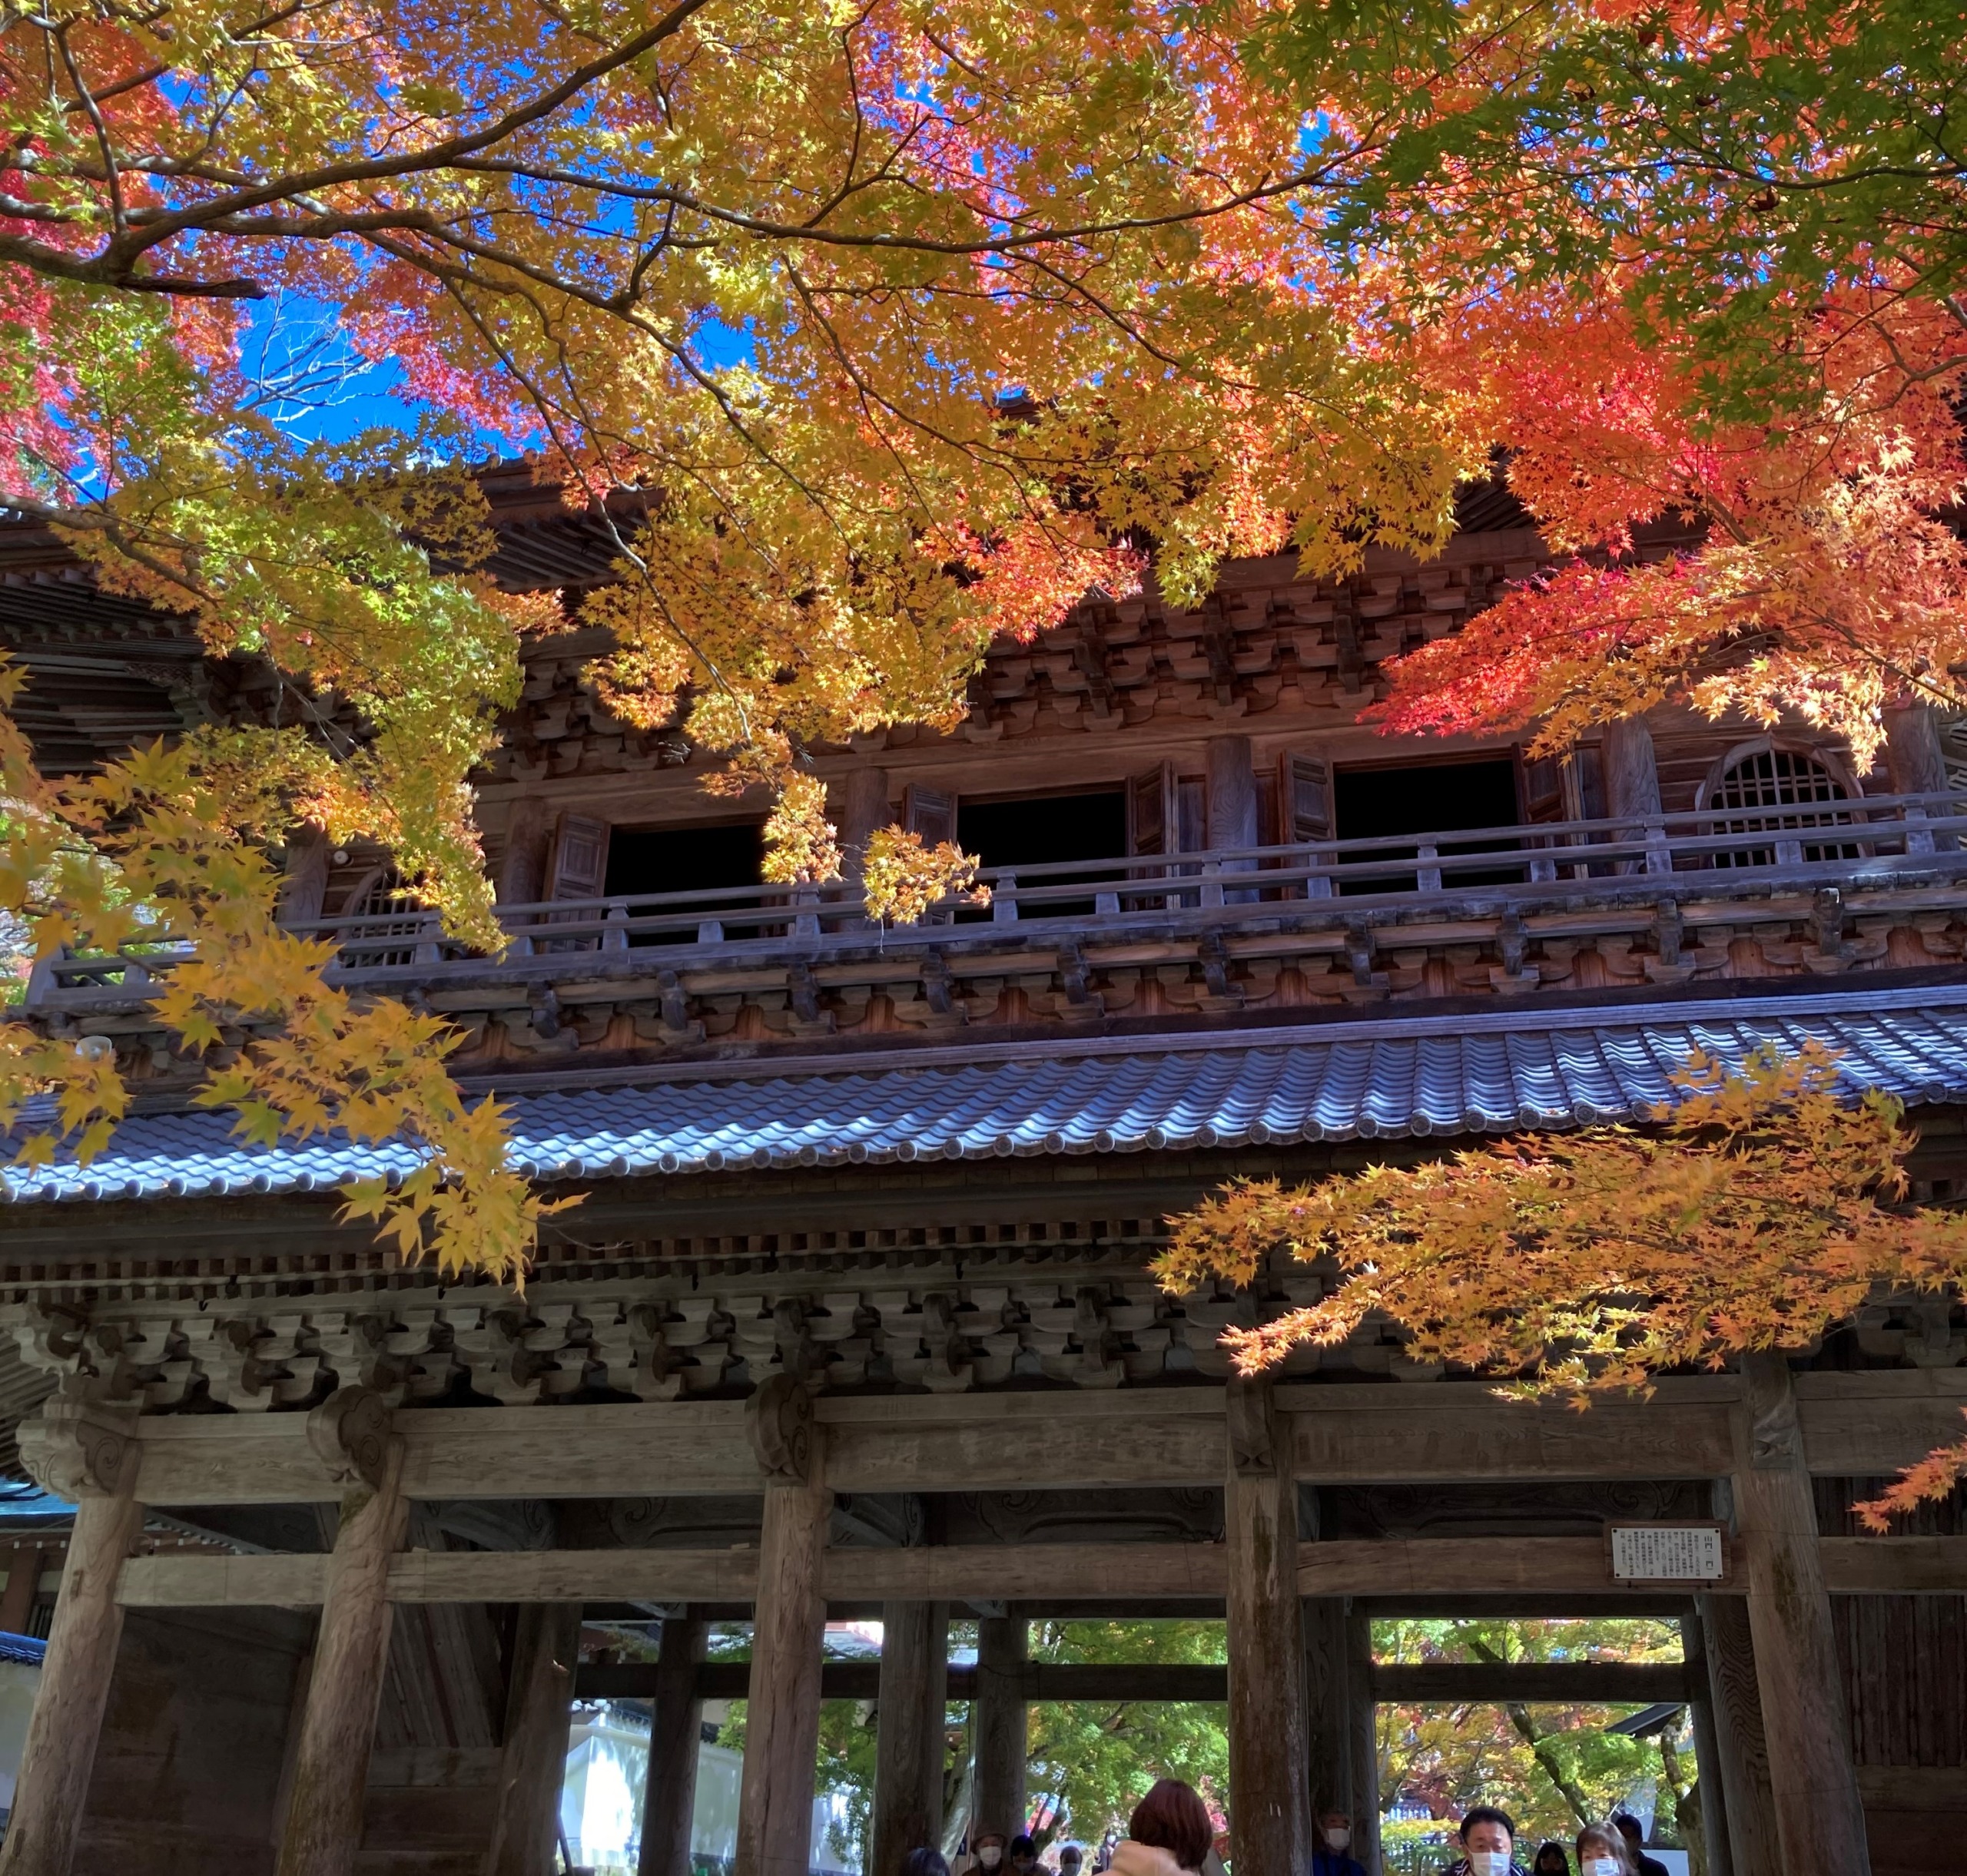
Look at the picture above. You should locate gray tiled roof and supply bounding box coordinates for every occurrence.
[9,985,1967,1205]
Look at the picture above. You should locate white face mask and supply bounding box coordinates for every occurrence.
[979,1852,1003,1871]
[1470,1852,1511,1876]
[1585,1861,1621,1876]
[1325,1828,1352,1851]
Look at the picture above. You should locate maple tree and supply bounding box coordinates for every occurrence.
[1155,1045,1967,1523]
[0,0,1490,1263]
[1277,0,1967,761]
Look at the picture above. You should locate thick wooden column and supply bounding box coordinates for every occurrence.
[497,795,554,906]
[871,1601,949,1876]
[1345,1606,1381,1876]
[483,1603,582,1876]
[639,1612,707,1876]
[279,826,331,926]
[972,1613,1027,1844]
[1732,1356,1866,1873]
[735,1377,831,1876]
[1697,1593,1780,1876]
[1602,716,1663,820]
[277,1390,409,1876]
[1302,1597,1351,1821]
[1677,1615,1733,1876]
[0,1403,142,1876]
[1224,1380,1311,1874]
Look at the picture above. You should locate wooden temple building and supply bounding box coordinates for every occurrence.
[2,466,1965,1876]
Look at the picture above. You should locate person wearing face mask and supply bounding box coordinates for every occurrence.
[1610,1815,1667,1876]
[1575,1824,1634,1876]
[1007,1836,1041,1876]
[1057,1846,1084,1876]
[1441,1805,1528,1876]
[1313,1807,1366,1876]
[957,1831,1010,1876]
[1531,1841,1572,1876]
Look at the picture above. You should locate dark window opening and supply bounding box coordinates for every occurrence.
[1332,759,1522,893]
[957,790,1126,920]
[605,822,767,943]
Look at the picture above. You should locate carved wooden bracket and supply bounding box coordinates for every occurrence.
[19,1397,141,1500]
[1226,1377,1279,1480]
[746,1372,814,1483]
[1742,1354,1804,1471]
[307,1385,399,1490]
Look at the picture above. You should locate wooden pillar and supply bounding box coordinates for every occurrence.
[639,1612,707,1876]
[1302,1597,1351,1821]
[483,1603,582,1876]
[1206,735,1258,849]
[279,827,331,928]
[0,1545,39,1636]
[498,795,554,906]
[871,1601,948,1876]
[0,1401,142,1876]
[972,1613,1027,1845]
[277,1390,408,1876]
[1602,716,1663,820]
[1224,1380,1311,1874]
[1884,700,1950,797]
[1731,1357,1867,1872]
[1678,1614,1733,1876]
[830,768,893,882]
[1345,1605,1381,1876]
[735,1377,831,1876]
[1697,1593,1780,1876]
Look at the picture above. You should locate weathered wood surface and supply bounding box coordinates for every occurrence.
[114,1533,1967,1609]
[275,1446,411,1876]
[1733,1357,1869,1876]
[972,1615,1028,1847]
[482,1603,582,1876]
[1369,1662,1695,1703]
[108,1374,1967,1503]
[1345,1606,1380,1876]
[1698,1591,1781,1876]
[1223,1382,1309,1876]
[0,1491,141,1876]
[639,1615,705,1876]
[870,1601,946,1876]
[582,1659,1237,1702]
[1302,1596,1351,1821]
[1792,1368,1967,1476]
[1282,1380,1737,1481]
[733,1475,831,1876]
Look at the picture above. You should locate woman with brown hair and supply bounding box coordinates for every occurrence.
[1106,1779,1217,1876]
[1575,1823,1635,1876]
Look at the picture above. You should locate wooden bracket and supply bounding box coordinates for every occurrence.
[1226,1377,1278,1480]
[747,1372,815,1484]
[307,1384,398,1490]
[19,1397,140,1500]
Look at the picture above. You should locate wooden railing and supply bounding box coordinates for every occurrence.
[25,791,1967,1006]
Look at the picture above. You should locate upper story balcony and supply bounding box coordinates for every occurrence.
[27,791,1967,1072]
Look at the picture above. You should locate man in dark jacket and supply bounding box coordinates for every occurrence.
[1613,1815,1670,1876]
[1312,1808,1366,1876]
[1440,1805,1530,1876]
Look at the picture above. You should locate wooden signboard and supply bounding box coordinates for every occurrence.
[1605,1522,1731,1584]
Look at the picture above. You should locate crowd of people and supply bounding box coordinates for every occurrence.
[898,1785,1673,1876]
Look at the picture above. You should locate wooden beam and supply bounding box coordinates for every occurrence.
[483,1604,582,1876]
[870,1600,946,1876]
[971,1615,1027,1844]
[115,1533,1967,1611]
[107,1373,1967,1505]
[1368,1662,1697,1705]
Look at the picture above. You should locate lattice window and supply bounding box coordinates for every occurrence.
[1709,747,1859,867]
[340,870,424,967]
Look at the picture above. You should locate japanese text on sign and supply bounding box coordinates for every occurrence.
[1609,1525,1726,1581]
